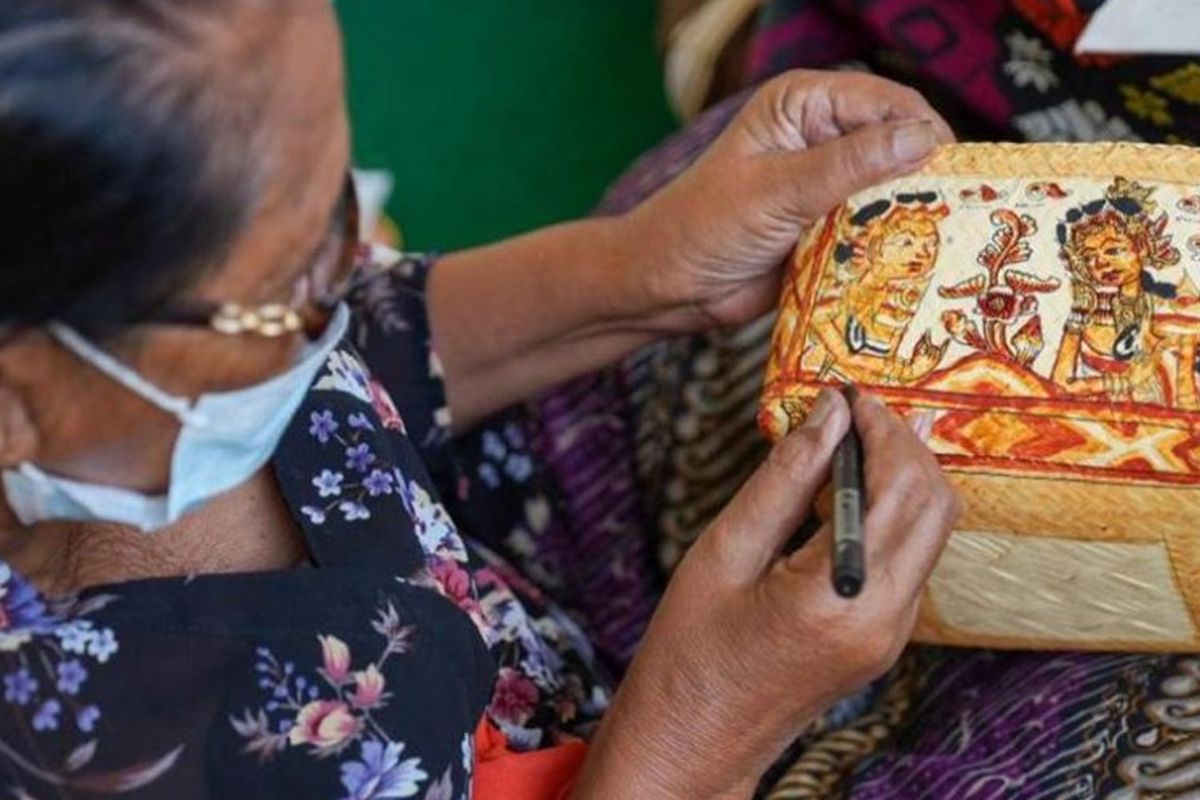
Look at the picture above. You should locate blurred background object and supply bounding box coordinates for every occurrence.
[338,1,676,251]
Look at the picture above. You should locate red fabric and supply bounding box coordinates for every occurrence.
[472,717,587,800]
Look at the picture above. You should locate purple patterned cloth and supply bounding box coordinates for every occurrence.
[522,6,1200,792]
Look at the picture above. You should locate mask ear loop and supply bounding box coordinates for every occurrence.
[47,323,208,427]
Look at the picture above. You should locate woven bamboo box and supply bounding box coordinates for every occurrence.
[760,142,1200,651]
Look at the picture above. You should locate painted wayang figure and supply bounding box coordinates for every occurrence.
[1050,177,1200,408]
[808,193,950,384]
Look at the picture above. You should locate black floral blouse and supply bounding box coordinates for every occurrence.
[0,247,611,799]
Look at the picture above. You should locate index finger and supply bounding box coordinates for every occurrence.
[854,393,959,593]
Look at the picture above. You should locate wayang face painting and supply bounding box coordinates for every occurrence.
[760,144,1200,652]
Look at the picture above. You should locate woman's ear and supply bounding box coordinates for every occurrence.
[0,384,37,468]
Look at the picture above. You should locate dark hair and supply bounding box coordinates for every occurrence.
[0,0,265,331]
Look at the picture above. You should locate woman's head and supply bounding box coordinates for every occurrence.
[838,199,949,285]
[0,0,351,504]
[871,213,941,280]
[1071,219,1142,290]
[1059,178,1180,297]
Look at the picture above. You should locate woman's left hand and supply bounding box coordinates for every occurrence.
[627,69,955,332]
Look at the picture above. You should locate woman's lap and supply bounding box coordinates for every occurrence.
[518,45,1200,794]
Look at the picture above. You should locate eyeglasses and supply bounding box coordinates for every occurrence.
[141,172,363,340]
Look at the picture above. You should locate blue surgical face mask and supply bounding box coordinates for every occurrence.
[1,304,349,532]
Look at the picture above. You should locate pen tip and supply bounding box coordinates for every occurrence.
[835,573,863,598]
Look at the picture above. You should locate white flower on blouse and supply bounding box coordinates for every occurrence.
[314,350,373,405]
[461,733,473,774]
[398,479,468,563]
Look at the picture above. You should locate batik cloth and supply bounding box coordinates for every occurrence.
[534,4,1200,793]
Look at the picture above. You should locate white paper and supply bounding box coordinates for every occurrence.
[1076,0,1200,55]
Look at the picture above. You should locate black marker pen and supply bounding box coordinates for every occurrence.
[832,385,865,598]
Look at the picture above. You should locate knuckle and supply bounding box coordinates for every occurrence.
[897,85,926,109]
[890,461,924,497]
[834,612,903,677]
[765,429,822,484]
[939,480,964,524]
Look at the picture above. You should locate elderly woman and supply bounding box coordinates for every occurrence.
[0,2,959,798]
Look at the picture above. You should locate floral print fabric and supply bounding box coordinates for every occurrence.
[0,246,609,798]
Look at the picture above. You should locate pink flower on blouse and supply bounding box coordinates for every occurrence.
[318,635,352,683]
[349,664,387,709]
[368,380,406,432]
[476,565,543,605]
[429,560,480,615]
[490,667,539,726]
[288,700,360,749]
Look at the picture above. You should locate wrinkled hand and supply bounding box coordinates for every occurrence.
[573,389,959,800]
[628,70,954,332]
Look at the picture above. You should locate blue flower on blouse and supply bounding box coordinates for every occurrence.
[76,704,101,733]
[4,668,37,705]
[302,506,328,525]
[32,698,60,731]
[504,454,533,483]
[478,462,501,489]
[363,469,395,497]
[482,430,507,462]
[56,620,94,654]
[56,660,88,695]
[345,444,376,473]
[313,470,345,498]
[339,739,428,800]
[309,410,339,444]
[340,501,371,522]
[86,628,119,663]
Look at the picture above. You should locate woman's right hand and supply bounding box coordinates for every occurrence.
[572,388,959,800]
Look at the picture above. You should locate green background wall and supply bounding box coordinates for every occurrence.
[338,2,676,251]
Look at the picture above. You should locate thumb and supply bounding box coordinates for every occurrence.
[705,388,850,581]
[769,119,940,222]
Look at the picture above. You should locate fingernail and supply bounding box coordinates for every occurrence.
[803,389,837,429]
[893,120,937,164]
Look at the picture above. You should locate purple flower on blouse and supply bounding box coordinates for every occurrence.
[56,660,88,695]
[503,422,526,449]
[32,699,60,731]
[339,739,428,800]
[348,412,375,431]
[3,669,37,705]
[363,470,395,497]
[309,410,339,444]
[76,705,101,733]
[345,444,376,473]
[0,562,56,633]
[313,470,345,498]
